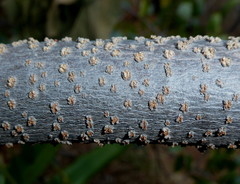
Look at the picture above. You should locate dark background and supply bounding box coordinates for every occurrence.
[1,0,240,183]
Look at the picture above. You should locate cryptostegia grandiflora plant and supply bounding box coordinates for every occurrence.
[0,35,240,150]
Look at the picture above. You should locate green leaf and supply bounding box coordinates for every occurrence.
[50,144,127,184]
[0,174,5,184]
[176,2,193,21]
[8,144,60,184]
[0,155,16,184]
[207,12,222,35]
[70,0,123,39]
[138,0,150,17]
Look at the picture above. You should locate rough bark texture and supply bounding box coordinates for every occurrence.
[0,35,240,149]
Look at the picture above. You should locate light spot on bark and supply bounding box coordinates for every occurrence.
[12,40,27,47]
[110,84,117,93]
[85,116,93,128]
[124,99,132,108]
[163,50,175,59]
[60,130,69,140]
[35,62,45,69]
[134,52,144,62]
[129,80,137,88]
[200,84,207,94]
[95,39,104,47]
[105,65,113,74]
[204,130,213,137]
[144,64,149,69]
[121,70,131,81]
[187,131,194,138]
[122,61,129,67]
[39,83,46,92]
[62,36,72,42]
[50,102,60,114]
[160,127,171,139]
[28,38,39,49]
[104,42,114,51]
[225,116,233,124]
[142,79,149,87]
[156,93,164,104]
[164,63,172,77]
[223,100,232,110]
[28,90,38,99]
[88,57,98,66]
[98,77,106,86]
[67,96,76,105]
[53,122,61,131]
[11,130,18,137]
[54,81,60,87]
[104,111,109,117]
[27,116,37,126]
[202,63,210,72]
[215,79,224,88]
[25,59,32,66]
[103,125,114,134]
[29,74,37,85]
[180,103,188,113]
[57,116,64,123]
[138,89,145,96]
[164,120,171,126]
[111,49,121,57]
[219,57,231,67]
[232,93,239,102]
[80,133,89,141]
[0,44,7,54]
[5,143,13,148]
[91,47,98,54]
[21,111,28,118]
[7,99,16,110]
[204,93,210,101]
[4,90,10,97]
[139,134,149,144]
[201,47,215,59]
[59,64,68,73]
[195,114,201,120]
[82,50,90,56]
[193,47,201,53]
[41,72,47,78]
[22,133,30,142]
[68,72,76,82]
[110,116,119,125]
[128,130,136,138]
[15,124,24,133]
[74,84,81,94]
[148,100,158,111]
[115,138,122,143]
[217,127,226,136]
[226,40,240,50]
[60,47,71,56]
[228,143,237,149]
[7,76,16,88]
[1,121,10,130]
[176,114,183,123]
[162,86,170,95]
[176,40,189,50]
[86,130,94,137]
[139,119,148,130]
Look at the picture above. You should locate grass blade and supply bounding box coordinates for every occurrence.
[50,144,127,184]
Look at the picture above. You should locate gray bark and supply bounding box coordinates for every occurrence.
[0,35,240,150]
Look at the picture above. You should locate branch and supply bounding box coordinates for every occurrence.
[0,35,240,150]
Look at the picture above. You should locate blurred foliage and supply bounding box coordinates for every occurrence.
[1,0,240,183]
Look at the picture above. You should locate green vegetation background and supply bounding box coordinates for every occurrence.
[1,0,240,183]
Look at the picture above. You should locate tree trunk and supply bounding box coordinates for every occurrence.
[0,35,240,150]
